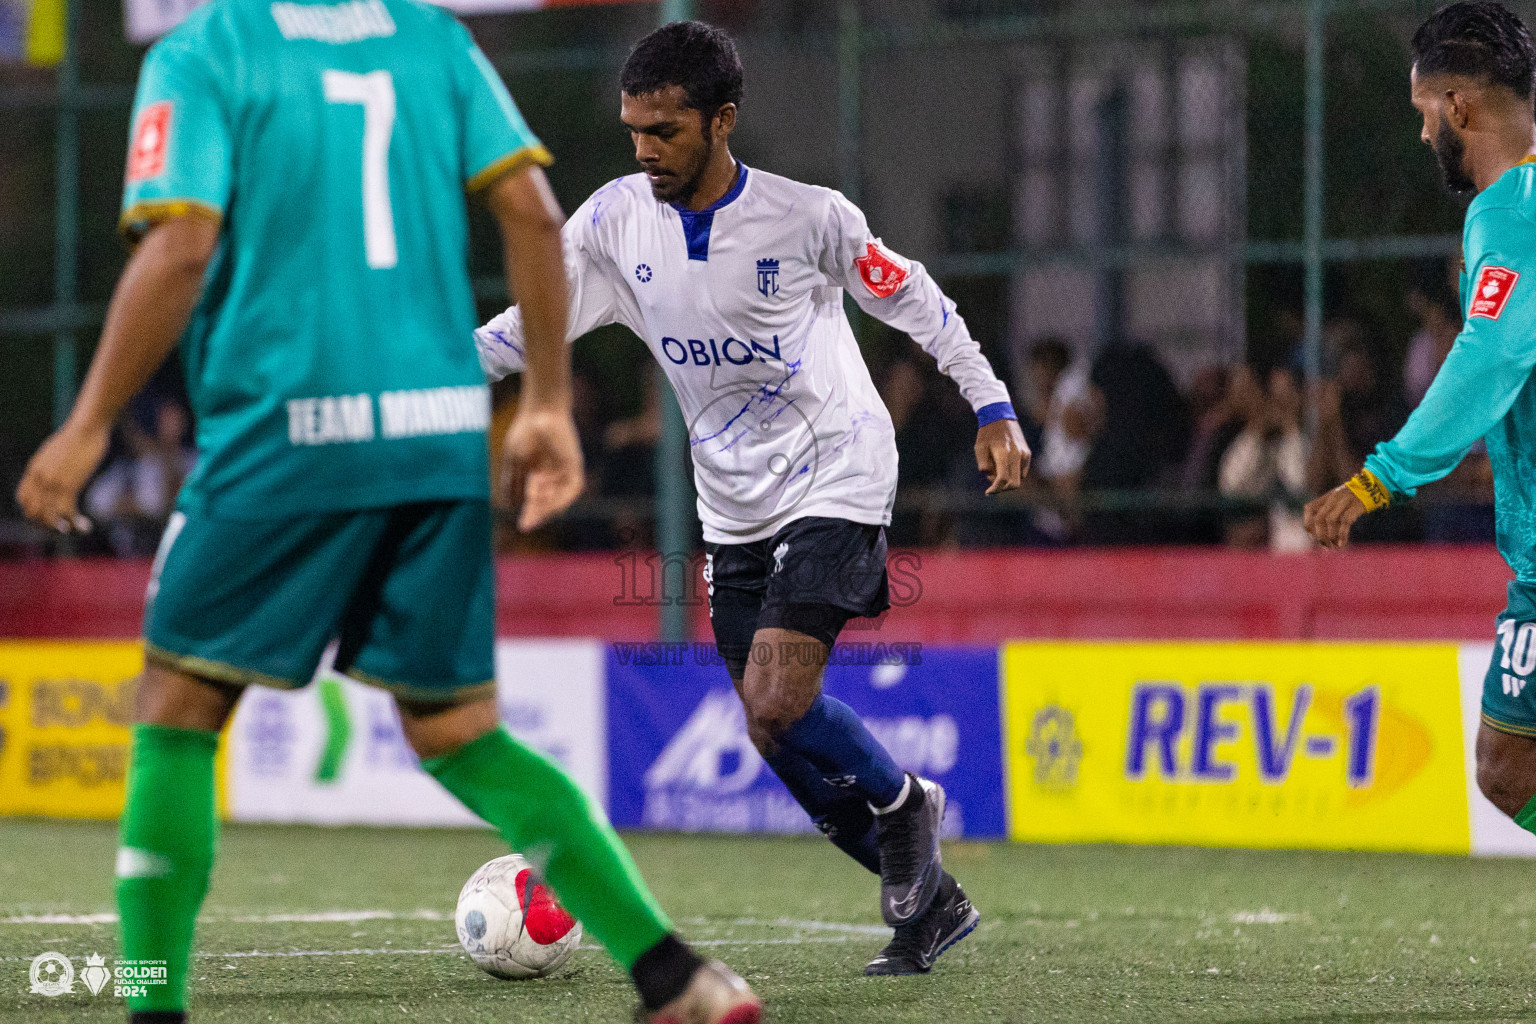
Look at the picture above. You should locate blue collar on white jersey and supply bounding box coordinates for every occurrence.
[670,162,748,262]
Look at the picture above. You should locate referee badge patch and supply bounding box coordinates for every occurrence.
[127,102,172,182]
[855,240,910,299]
[1470,265,1520,320]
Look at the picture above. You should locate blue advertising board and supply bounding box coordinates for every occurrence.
[605,644,1006,838]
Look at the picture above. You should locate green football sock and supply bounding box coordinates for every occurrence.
[115,723,219,1014]
[1515,792,1536,835]
[423,726,672,967]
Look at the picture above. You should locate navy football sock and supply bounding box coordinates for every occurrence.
[765,747,880,873]
[816,800,881,874]
[776,694,907,808]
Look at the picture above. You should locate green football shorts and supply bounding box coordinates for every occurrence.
[143,500,495,704]
[1483,579,1536,739]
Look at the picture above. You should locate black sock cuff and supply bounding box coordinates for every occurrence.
[131,1012,187,1024]
[631,933,704,1011]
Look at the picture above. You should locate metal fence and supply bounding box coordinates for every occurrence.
[0,0,1506,588]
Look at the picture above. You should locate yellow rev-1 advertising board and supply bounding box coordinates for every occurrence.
[0,642,227,819]
[1002,643,1470,854]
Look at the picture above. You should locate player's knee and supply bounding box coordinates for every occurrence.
[134,662,241,732]
[397,696,498,760]
[741,680,816,751]
[1476,751,1536,819]
[744,702,804,754]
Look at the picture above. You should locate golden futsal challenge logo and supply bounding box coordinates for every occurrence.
[29,952,165,999]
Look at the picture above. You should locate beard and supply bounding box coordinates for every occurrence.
[647,132,713,205]
[1432,115,1477,194]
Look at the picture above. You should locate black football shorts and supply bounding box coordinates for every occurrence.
[704,515,891,679]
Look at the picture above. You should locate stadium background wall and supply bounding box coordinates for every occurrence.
[0,546,1511,641]
[0,550,1529,857]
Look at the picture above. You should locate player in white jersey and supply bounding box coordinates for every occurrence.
[478,21,1028,976]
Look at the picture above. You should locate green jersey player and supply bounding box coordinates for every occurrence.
[14,0,758,1020]
[1306,2,1536,850]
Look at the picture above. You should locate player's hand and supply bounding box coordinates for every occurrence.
[976,418,1030,495]
[500,404,584,532]
[15,418,108,534]
[1303,484,1368,549]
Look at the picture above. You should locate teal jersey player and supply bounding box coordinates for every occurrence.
[116,0,555,694]
[1306,3,1536,850]
[1353,158,1536,737]
[18,4,762,1021]
[122,0,552,517]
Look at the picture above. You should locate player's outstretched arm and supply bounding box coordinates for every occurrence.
[817,192,1029,492]
[488,166,568,405]
[476,187,634,382]
[486,166,583,531]
[1307,215,1536,550]
[15,214,218,534]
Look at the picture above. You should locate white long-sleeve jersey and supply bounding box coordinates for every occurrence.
[476,164,1013,544]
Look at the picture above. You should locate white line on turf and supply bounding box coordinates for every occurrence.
[705,918,889,936]
[0,935,869,963]
[205,936,868,959]
[3,913,119,924]
[4,912,888,933]
[1,911,452,925]
[227,911,453,923]
[1229,909,1299,924]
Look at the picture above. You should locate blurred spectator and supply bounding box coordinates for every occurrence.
[596,361,663,548]
[1028,337,1097,493]
[1404,289,1461,406]
[1024,337,1097,542]
[602,362,662,498]
[883,356,970,488]
[1180,364,1240,491]
[1080,340,1189,544]
[1306,326,1418,544]
[880,354,974,545]
[85,398,196,556]
[1217,366,1310,552]
[1308,337,1408,495]
[1082,341,1189,491]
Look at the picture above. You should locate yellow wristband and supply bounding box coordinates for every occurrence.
[1344,469,1391,512]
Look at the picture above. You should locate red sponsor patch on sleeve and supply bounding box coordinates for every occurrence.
[1469,265,1520,320]
[126,102,172,183]
[854,240,911,299]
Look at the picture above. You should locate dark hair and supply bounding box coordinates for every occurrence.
[1413,1,1535,99]
[620,20,744,115]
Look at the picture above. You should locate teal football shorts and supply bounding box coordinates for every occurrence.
[1483,579,1536,739]
[143,500,495,705]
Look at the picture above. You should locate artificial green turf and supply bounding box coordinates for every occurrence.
[4,818,1536,1022]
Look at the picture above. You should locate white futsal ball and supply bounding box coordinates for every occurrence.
[455,853,582,979]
